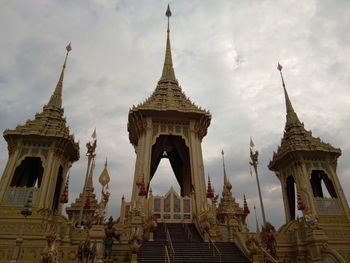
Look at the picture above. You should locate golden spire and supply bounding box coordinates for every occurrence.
[221,150,232,190]
[277,63,301,128]
[48,42,72,108]
[159,4,177,84]
[221,150,227,184]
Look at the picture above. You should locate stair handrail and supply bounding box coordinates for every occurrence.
[207,234,222,263]
[164,245,171,263]
[182,223,193,242]
[259,246,278,263]
[164,224,175,263]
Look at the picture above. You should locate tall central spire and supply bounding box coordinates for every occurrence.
[277,63,301,128]
[48,43,72,108]
[159,4,177,84]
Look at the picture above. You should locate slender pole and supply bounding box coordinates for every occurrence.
[253,164,267,226]
[78,155,92,227]
[250,145,267,226]
[78,139,96,227]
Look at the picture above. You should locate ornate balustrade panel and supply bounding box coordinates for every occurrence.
[6,187,38,205]
[151,187,192,222]
[315,198,343,215]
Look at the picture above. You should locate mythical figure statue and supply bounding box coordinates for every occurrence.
[40,232,58,263]
[260,222,277,258]
[86,140,97,156]
[146,215,158,233]
[104,216,120,259]
[94,189,110,225]
[249,148,259,166]
[77,238,96,263]
[128,227,143,254]
[246,235,260,254]
[304,213,322,230]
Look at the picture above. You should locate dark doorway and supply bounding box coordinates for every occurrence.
[52,166,63,211]
[286,175,296,220]
[11,157,43,187]
[150,135,191,196]
[310,170,337,198]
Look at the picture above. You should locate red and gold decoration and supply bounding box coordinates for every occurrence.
[206,176,214,199]
[243,194,250,216]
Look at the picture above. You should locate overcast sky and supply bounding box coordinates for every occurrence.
[1,0,350,230]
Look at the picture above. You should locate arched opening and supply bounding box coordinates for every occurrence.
[310,170,337,198]
[286,175,296,220]
[150,135,191,196]
[11,157,43,187]
[149,158,181,195]
[52,166,63,211]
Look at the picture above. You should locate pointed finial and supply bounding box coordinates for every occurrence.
[250,137,255,149]
[277,63,301,126]
[159,4,177,84]
[243,194,250,216]
[166,4,172,17]
[47,43,72,108]
[92,128,97,140]
[206,176,214,199]
[221,149,228,184]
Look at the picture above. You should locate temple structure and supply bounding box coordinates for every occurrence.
[267,64,350,263]
[0,5,349,263]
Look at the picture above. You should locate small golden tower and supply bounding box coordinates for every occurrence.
[269,63,350,223]
[0,43,79,215]
[127,5,211,218]
[269,63,350,262]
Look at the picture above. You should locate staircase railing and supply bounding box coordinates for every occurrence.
[164,245,171,263]
[259,247,278,263]
[164,224,175,263]
[207,235,222,263]
[182,223,193,242]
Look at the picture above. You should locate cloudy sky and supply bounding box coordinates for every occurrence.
[1,0,350,230]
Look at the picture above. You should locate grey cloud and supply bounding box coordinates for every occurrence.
[1,0,350,229]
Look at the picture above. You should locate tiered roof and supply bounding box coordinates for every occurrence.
[128,5,211,146]
[3,47,79,161]
[269,65,341,170]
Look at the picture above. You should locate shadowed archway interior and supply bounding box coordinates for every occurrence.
[150,135,191,196]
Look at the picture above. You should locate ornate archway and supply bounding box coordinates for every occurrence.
[150,135,191,196]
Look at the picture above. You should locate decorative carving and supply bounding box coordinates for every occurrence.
[128,227,143,253]
[8,140,18,156]
[77,238,96,263]
[40,232,58,263]
[304,213,322,230]
[246,235,261,254]
[260,222,277,258]
[92,187,110,225]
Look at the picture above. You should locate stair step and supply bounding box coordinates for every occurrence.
[137,223,250,263]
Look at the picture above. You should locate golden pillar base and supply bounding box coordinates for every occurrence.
[130,253,138,263]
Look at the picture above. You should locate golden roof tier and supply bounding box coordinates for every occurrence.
[128,5,211,146]
[3,43,79,162]
[269,64,341,170]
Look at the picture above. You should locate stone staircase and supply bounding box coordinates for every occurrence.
[138,223,251,263]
